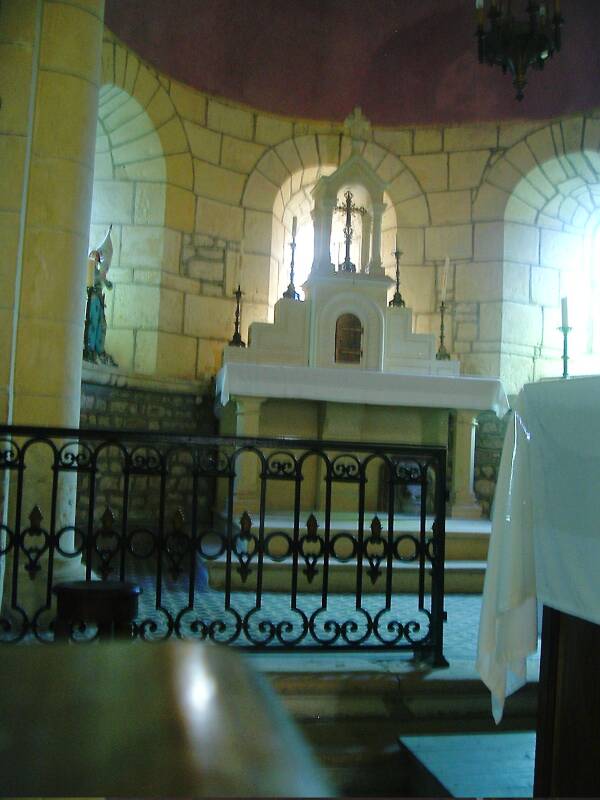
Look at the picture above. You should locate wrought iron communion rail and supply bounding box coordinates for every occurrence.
[0,425,448,662]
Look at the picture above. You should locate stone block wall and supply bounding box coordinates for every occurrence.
[474,410,509,518]
[77,377,217,531]
[86,31,600,415]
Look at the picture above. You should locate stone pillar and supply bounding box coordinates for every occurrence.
[360,213,372,273]
[233,397,264,515]
[451,410,482,519]
[369,201,386,276]
[0,0,105,618]
[311,198,336,274]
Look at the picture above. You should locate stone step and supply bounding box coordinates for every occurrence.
[269,672,537,725]
[219,512,491,562]
[263,670,537,798]
[207,558,487,593]
[399,731,537,798]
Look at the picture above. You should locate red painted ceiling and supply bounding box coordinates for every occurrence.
[105,0,600,126]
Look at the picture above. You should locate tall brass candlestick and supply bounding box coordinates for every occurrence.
[283,216,299,300]
[559,325,571,378]
[229,285,246,347]
[388,246,405,308]
[436,301,451,360]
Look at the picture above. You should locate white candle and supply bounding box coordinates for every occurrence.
[561,296,569,328]
[292,216,297,238]
[441,256,450,302]
[395,235,399,252]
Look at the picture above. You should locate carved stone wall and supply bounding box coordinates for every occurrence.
[77,379,217,531]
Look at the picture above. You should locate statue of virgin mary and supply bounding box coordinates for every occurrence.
[83,225,118,366]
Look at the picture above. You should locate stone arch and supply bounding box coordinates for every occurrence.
[88,39,196,378]
[241,134,412,313]
[470,114,600,390]
[100,38,193,197]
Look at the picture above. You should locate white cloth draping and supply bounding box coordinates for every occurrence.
[216,363,510,416]
[477,375,600,722]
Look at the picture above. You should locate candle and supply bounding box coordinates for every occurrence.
[292,216,297,238]
[441,256,450,303]
[561,296,568,329]
[395,235,399,253]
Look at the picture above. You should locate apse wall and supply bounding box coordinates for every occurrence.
[91,29,600,402]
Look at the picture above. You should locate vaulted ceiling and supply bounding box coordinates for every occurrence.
[105,0,600,126]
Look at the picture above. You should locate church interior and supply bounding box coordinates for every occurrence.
[2,0,600,796]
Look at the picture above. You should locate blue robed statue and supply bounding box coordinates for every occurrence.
[84,225,117,366]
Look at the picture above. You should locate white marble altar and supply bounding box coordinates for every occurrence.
[216,138,508,518]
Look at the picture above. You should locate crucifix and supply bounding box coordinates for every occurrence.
[335,189,367,273]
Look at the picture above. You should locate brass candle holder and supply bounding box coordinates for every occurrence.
[388,247,406,308]
[559,324,571,378]
[436,301,451,360]
[283,226,299,300]
[229,285,246,347]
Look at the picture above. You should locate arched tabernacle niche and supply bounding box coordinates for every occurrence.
[335,314,362,364]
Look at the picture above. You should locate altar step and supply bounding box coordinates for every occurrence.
[262,669,537,797]
[207,517,490,594]
[208,558,487,594]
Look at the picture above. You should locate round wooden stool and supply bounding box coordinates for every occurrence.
[53,580,142,641]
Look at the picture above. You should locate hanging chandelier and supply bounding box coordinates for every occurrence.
[476,1,564,101]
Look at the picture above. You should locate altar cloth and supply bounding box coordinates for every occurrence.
[216,363,510,416]
[477,375,600,722]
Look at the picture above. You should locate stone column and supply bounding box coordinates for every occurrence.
[369,201,386,276]
[1,0,105,618]
[451,410,482,519]
[360,213,372,273]
[311,198,336,274]
[233,397,264,516]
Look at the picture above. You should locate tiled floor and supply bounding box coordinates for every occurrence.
[134,577,537,675]
[136,568,475,652]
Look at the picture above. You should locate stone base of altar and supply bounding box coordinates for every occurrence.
[218,396,449,516]
[207,514,491,594]
[215,362,509,521]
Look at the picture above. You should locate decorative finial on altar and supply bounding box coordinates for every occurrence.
[229,285,246,347]
[344,107,371,152]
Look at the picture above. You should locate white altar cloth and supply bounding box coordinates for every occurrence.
[477,375,600,722]
[216,363,510,416]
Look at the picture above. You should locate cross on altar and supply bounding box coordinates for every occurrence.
[335,190,367,273]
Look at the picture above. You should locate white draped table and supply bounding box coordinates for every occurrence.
[477,375,600,722]
[216,363,509,517]
[216,363,509,415]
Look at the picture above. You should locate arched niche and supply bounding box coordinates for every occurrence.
[311,153,388,276]
[91,84,167,373]
[312,290,384,370]
[91,39,197,382]
[335,314,363,364]
[467,117,600,390]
